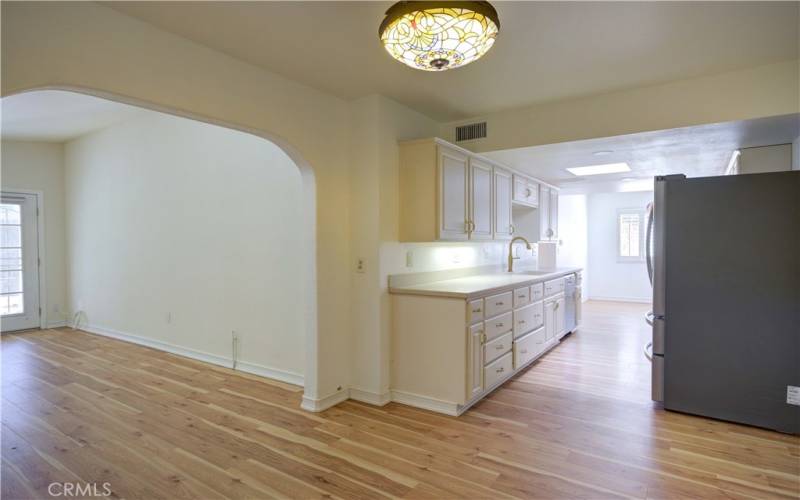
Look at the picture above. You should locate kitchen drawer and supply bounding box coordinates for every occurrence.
[485,291,513,318]
[513,302,536,338]
[484,311,512,341]
[531,283,544,302]
[513,286,531,308]
[484,351,513,389]
[544,278,565,297]
[468,299,484,324]
[514,327,546,369]
[484,331,513,364]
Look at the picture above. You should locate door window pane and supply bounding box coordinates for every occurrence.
[0,293,23,315]
[0,225,21,248]
[0,204,20,224]
[0,270,23,294]
[0,248,22,271]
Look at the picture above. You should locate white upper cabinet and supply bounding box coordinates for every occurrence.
[539,185,551,240]
[469,157,494,240]
[549,189,559,241]
[439,146,470,240]
[398,138,558,242]
[493,166,513,240]
[513,174,539,207]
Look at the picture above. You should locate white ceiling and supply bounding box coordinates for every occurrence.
[484,114,800,194]
[106,1,799,121]
[1,91,145,142]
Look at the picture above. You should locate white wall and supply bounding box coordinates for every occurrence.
[1,141,68,326]
[557,194,588,298]
[64,112,306,382]
[587,191,653,303]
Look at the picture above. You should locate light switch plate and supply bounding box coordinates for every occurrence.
[787,385,800,406]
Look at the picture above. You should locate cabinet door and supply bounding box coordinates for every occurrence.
[555,296,566,337]
[468,323,484,400]
[469,158,493,240]
[544,299,555,341]
[549,190,558,240]
[513,176,529,204]
[493,167,513,239]
[527,180,540,207]
[539,185,551,240]
[438,147,469,240]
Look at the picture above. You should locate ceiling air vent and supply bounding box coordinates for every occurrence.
[455,122,487,142]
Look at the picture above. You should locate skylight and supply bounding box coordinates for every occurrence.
[566,162,631,176]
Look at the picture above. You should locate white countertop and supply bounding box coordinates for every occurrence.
[389,267,581,299]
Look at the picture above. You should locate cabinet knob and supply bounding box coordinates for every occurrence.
[496,367,504,373]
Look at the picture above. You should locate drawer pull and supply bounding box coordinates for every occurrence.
[472,308,481,313]
[495,323,504,328]
[517,294,525,298]
[496,344,504,350]
[495,301,504,306]
[496,367,505,374]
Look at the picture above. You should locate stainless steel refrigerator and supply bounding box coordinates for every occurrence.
[646,171,799,434]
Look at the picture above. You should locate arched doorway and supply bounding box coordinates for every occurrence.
[1,87,320,404]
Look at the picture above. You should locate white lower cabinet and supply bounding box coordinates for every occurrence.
[468,323,484,400]
[514,327,546,368]
[484,352,513,389]
[391,272,578,416]
[485,331,513,363]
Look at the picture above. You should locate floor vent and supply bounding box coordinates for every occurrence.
[455,122,487,142]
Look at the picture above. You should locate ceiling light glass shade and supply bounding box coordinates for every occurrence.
[379,1,500,71]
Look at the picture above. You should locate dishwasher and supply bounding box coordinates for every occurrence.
[564,273,578,333]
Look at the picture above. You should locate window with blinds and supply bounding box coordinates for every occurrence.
[618,209,645,262]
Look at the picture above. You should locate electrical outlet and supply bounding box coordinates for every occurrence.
[405,251,414,268]
[356,258,366,273]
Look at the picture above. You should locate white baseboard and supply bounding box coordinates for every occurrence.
[588,295,651,304]
[80,323,304,387]
[301,389,349,412]
[349,387,391,406]
[46,320,68,328]
[390,390,460,416]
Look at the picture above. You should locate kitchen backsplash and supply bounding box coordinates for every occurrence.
[382,241,538,276]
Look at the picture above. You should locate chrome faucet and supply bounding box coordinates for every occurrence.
[507,236,532,272]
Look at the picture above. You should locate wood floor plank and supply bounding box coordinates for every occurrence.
[2,301,797,499]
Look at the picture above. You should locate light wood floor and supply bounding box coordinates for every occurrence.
[2,301,798,499]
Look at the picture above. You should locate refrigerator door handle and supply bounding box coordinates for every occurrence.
[645,310,654,326]
[646,202,654,286]
[644,341,653,361]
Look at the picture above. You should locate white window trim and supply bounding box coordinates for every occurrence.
[617,208,645,263]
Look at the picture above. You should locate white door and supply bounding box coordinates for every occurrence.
[539,185,551,240]
[468,323,484,400]
[1,193,40,332]
[438,147,469,240]
[469,158,493,240]
[493,167,513,239]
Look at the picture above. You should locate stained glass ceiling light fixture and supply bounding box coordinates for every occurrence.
[378,1,500,71]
